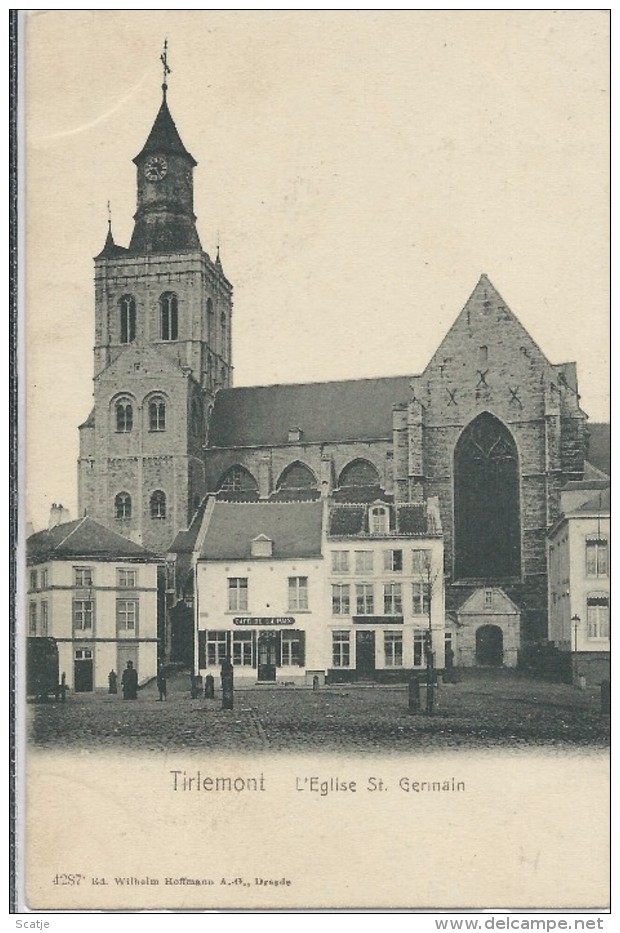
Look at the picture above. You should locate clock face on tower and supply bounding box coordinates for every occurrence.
[144,155,168,181]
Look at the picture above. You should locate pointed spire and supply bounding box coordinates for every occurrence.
[216,234,222,267]
[133,43,196,166]
[95,202,127,260]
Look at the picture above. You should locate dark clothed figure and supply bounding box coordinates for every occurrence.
[156,664,167,701]
[108,670,118,695]
[121,660,138,700]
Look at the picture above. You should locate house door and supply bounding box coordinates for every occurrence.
[257,632,279,682]
[74,649,94,692]
[356,630,375,679]
[475,625,504,666]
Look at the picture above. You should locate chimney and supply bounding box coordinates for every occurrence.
[49,503,71,529]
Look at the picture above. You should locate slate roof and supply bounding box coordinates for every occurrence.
[586,423,610,477]
[27,517,159,565]
[327,503,431,537]
[571,487,610,515]
[207,375,413,448]
[200,501,323,560]
[133,97,197,166]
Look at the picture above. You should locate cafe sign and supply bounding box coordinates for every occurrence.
[233,616,295,626]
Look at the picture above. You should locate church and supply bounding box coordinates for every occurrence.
[77,68,604,677]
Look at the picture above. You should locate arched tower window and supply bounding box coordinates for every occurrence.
[149,397,166,432]
[217,465,258,494]
[119,295,136,344]
[276,462,317,491]
[115,492,132,520]
[160,292,178,341]
[115,399,133,433]
[338,459,380,488]
[150,490,167,519]
[454,412,521,580]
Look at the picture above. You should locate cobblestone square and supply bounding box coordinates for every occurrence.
[28,671,609,753]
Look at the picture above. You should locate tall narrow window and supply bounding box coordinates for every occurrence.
[384,631,403,667]
[332,631,351,667]
[115,492,132,520]
[160,292,178,341]
[116,399,133,432]
[383,583,402,615]
[586,594,609,639]
[150,490,167,519]
[412,582,431,615]
[288,577,309,611]
[369,506,388,534]
[40,601,49,637]
[332,584,350,615]
[228,578,248,611]
[356,584,374,615]
[29,603,37,636]
[73,599,94,631]
[119,295,136,343]
[585,536,608,577]
[117,599,138,634]
[149,398,166,432]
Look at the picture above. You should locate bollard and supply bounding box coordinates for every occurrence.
[221,659,234,710]
[601,680,610,715]
[204,674,215,699]
[408,678,421,713]
[312,675,319,691]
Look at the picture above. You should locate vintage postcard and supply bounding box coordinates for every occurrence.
[18,9,610,912]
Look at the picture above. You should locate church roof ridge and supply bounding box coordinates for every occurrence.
[133,96,197,166]
[217,372,418,393]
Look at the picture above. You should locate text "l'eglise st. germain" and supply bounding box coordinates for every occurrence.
[170,771,466,795]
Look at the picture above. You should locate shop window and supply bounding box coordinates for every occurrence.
[332,584,350,615]
[288,577,309,611]
[232,632,254,666]
[228,578,248,611]
[281,631,305,666]
[383,583,402,615]
[384,631,403,667]
[207,631,229,666]
[356,583,374,615]
[332,631,351,667]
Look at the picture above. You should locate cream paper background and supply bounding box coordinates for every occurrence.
[22,10,610,911]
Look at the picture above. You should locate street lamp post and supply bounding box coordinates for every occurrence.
[571,614,580,685]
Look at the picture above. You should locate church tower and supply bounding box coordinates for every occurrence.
[78,55,232,554]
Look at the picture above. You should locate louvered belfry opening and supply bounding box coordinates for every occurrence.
[454,412,521,580]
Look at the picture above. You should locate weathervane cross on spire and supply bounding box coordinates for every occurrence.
[161,39,171,98]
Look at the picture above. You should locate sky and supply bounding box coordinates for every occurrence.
[24,10,610,531]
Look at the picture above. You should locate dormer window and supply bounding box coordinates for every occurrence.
[288,427,303,443]
[251,535,273,558]
[369,505,388,535]
[160,292,178,341]
[120,295,136,343]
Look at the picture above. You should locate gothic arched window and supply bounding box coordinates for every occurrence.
[150,490,167,520]
[338,459,380,488]
[115,492,132,520]
[218,465,258,494]
[115,399,133,433]
[276,462,317,491]
[454,412,521,580]
[119,295,136,344]
[160,292,178,341]
[149,397,166,432]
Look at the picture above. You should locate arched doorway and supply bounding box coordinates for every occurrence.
[475,625,504,666]
[454,412,521,579]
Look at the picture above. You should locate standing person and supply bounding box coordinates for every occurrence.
[121,660,138,700]
[156,662,167,701]
[108,669,118,695]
